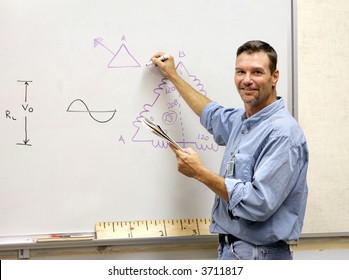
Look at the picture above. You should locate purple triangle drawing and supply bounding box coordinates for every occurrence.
[108,44,141,68]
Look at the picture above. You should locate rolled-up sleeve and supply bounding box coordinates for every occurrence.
[227,135,306,222]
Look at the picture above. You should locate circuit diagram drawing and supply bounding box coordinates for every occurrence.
[132,61,219,152]
[5,80,34,146]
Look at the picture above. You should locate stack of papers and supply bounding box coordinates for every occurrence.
[142,117,184,151]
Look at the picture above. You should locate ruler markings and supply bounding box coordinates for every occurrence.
[95,218,212,239]
[196,219,200,235]
[163,220,167,237]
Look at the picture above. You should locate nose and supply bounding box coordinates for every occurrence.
[242,73,253,85]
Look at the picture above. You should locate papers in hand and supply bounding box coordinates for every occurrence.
[141,117,184,151]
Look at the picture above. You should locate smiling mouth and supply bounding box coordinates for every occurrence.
[241,88,257,93]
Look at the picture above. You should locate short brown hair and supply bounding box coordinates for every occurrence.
[236,40,278,74]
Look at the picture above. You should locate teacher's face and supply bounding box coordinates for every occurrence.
[234,51,279,114]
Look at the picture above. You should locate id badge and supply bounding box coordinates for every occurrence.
[226,155,235,177]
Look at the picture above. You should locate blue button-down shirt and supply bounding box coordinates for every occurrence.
[200,97,308,245]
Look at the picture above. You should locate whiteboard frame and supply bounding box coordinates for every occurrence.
[291,0,298,119]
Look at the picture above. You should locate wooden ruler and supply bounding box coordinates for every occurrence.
[96,218,212,239]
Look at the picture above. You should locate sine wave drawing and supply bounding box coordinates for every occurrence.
[67,99,116,123]
[132,62,219,151]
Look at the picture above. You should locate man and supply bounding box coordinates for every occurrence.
[150,40,308,260]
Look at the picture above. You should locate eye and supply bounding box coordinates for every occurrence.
[235,70,245,75]
[252,69,264,76]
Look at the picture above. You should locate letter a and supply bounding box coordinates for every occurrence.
[119,135,126,144]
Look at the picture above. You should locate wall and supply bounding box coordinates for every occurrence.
[297,0,349,234]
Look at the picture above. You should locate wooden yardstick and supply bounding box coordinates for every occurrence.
[96,218,212,239]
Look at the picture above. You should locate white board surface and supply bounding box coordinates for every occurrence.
[0,0,295,238]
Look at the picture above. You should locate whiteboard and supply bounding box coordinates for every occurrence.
[0,0,295,238]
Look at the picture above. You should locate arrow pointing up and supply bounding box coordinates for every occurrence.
[17,80,33,103]
[24,82,29,102]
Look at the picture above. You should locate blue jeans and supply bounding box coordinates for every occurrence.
[218,240,293,260]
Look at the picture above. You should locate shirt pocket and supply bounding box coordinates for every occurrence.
[233,153,255,183]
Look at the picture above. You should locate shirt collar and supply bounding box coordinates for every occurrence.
[240,97,284,133]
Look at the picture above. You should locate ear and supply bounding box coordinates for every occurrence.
[272,69,279,87]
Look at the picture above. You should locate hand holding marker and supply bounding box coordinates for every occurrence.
[146,54,169,66]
